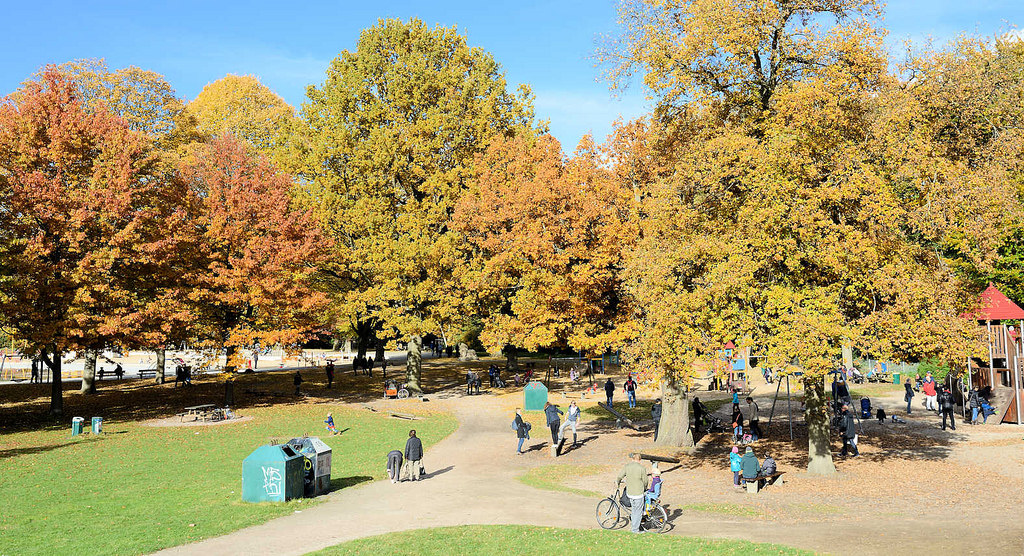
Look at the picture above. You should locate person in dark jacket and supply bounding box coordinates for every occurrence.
[293,371,303,395]
[839,405,859,457]
[403,430,424,481]
[740,446,760,484]
[939,387,956,430]
[692,397,707,432]
[544,402,564,444]
[514,408,530,454]
[386,449,403,483]
[904,378,914,415]
[651,398,662,440]
[968,386,981,424]
[604,378,615,407]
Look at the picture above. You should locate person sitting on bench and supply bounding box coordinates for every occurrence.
[740,446,760,486]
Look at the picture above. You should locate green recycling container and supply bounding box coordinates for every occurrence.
[91,417,103,434]
[71,417,84,436]
[524,381,548,411]
[893,373,900,385]
[242,444,305,502]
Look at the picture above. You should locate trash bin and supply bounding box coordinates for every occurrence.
[524,381,548,411]
[71,417,85,436]
[91,417,103,434]
[892,373,901,385]
[241,444,305,502]
[287,436,332,497]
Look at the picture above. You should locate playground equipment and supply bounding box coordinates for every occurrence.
[963,284,1023,425]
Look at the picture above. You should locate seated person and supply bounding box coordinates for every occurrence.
[645,464,662,506]
[758,454,777,478]
[692,397,707,430]
[740,447,760,484]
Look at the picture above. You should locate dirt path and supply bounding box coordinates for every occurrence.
[155,382,1024,556]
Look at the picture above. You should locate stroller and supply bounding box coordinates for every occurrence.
[705,414,728,433]
[860,398,872,419]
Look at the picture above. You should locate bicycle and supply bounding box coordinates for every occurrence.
[595,486,668,533]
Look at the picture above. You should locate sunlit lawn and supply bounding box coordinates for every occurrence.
[314,525,815,555]
[0,404,455,555]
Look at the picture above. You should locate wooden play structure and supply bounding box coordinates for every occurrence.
[964,284,1023,425]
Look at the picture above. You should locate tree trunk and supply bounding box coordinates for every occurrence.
[406,334,423,394]
[44,348,63,417]
[225,345,238,374]
[156,349,166,384]
[804,376,837,475]
[355,320,373,359]
[655,375,694,447]
[332,337,341,351]
[505,345,519,371]
[81,350,97,394]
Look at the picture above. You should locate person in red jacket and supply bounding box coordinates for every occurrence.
[921,372,937,412]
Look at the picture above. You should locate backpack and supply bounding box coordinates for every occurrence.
[761,457,777,476]
[510,420,518,432]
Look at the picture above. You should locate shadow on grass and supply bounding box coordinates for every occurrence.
[330,475,373,491]
[0,435,104,459]
[0,358,500,435]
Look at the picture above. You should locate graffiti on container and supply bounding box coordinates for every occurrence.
[262,466,283,497]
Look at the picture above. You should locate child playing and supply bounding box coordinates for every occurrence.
[729,446,742,489]
[324,412,338,435]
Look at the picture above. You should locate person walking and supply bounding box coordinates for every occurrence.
[293,371,303,396]
[30,358,39,384]
[729,446,742,489]
[731,405,744,443]
[513,409,530,454]
[968,386,980,425]
[939,387,956,430]
[544,402,563,445]
[921,372,937,411]
[325,360,334,389]
[650,398,662,441]
[616,453,648,534]
[403,430,423,481]
[559,401,581,446]
[745,397,762,440]
[624,375,638,409]
[604,378,615,407]
[839,404,859,457]
[904,378,914,415]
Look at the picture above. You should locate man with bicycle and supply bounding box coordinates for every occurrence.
[616,453,649,533]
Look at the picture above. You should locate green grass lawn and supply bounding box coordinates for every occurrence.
[518,464,609,498]
[314,525,814,555]
[0,404,456,556]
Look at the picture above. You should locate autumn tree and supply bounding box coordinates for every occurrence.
[187,74,300,170]
[0,69,186,411]
[608,0,1002,473]
[178,136,330,371]
[453,133,636,367]
[300,18,537,393]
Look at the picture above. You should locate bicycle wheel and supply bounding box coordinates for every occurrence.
[596,497,620,529]
[642,502,668,533]
[397,388,410,399]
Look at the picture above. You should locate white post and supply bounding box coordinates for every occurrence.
[987,320,995,389]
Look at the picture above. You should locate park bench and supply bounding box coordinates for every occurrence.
[97,368,125,380]
[179,404,215,422]
[137,369,157,380]
[744,471,786,493]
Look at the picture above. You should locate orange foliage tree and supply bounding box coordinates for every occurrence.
[177,136,330,371]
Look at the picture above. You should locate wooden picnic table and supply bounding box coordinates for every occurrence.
[180,404,215,422]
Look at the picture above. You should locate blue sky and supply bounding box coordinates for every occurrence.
[1,1,1022,149]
